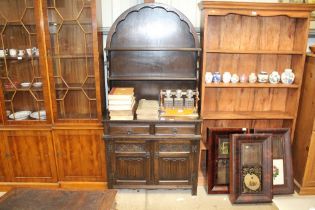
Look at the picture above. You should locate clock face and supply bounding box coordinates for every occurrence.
[242,165,262,193]
[244,173,261,191]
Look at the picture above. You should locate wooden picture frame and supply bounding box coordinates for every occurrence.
[254,128,293,195]
[206,128,247,194]
[229,134,273,204]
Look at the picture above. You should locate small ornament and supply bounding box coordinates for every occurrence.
[269,71,280,84]
[212,72,221,83]
[248,72,257,83]
[257,71,269,83]
[231,74,240,83]
[281,68,295,84]
[222,72,232,83]
[240,74,248,83]
[205,72,213,84]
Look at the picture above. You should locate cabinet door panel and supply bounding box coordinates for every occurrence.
[5,130,57,182]
[110,140,150,185]
[53,130,106,181]
[0,136,9,181]
[154,141,193,185]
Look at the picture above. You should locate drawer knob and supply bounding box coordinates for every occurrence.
[127,130,132,135]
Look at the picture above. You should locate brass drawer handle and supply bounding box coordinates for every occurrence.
[127,129,132,135]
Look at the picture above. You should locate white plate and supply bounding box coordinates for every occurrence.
[9,111,31,120]
[32,82,43,88]
[30,110,46,120]
[20,82,31,87]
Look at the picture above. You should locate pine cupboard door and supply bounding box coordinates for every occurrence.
[153,141,196,186]
[53,129,106,181]
[3,130,57,182]
[108,140,151,186]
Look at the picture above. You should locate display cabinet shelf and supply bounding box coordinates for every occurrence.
[206,49,304,55]
[4,87,43,92]
[0,56,39,60]
[105,47,201,52]
[203,111,294,120]
[51,55,93,59]
[108,76,198,81]
[205,83,299,88]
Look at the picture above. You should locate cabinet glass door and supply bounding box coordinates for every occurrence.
[47,0,97,120]
[0,0,46,122]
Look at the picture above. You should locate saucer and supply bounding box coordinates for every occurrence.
[9,111,31,120]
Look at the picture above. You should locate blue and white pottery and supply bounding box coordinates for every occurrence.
[269,71,280,84]
[248,72,257,83]
[281,69,295,84]
[257,71,269,83]
[212,72,221,83]
[205,72,213,84]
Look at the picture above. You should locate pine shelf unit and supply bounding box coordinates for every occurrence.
[199,2,315,142]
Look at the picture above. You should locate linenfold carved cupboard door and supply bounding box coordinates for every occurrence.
[45,0,102,123]
[154,141,195,185]
[107,140,151,187]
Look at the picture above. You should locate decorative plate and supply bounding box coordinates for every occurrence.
[20,82,31,88]
[30,110,46,120]
[32,82,43,88]
[9,111,31,120]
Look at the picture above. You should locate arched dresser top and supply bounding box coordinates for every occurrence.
[106,3,199,49]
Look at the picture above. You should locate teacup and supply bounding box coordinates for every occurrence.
[33,48,39,56]
[0,49,7,57]
[18,49,25,57]
[9,49,17,57]
[26,48,33,56]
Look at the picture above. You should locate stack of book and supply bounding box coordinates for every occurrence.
[136,99,159,120]
[108,87,135,120]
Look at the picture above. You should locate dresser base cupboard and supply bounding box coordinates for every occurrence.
[293,55,315,195]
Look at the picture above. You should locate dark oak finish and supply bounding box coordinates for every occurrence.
[229,134,273,204]
[254,128,293,195]
[0,188,117,210]
[293,54,315,194]
[105,3,200,195]
[206,128,247,194]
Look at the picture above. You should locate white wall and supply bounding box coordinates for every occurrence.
[98,0,280,28]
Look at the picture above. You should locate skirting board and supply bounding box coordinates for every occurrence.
[0,182,108,192]
[294,179,315,195]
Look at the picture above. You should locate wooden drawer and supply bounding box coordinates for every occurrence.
[109,124,150,135]
[155,124,195,135]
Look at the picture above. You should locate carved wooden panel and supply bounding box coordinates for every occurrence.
[115,143,146,153]
[159,144,190,153]
[115,156,150,183]
[157,156,190,183]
